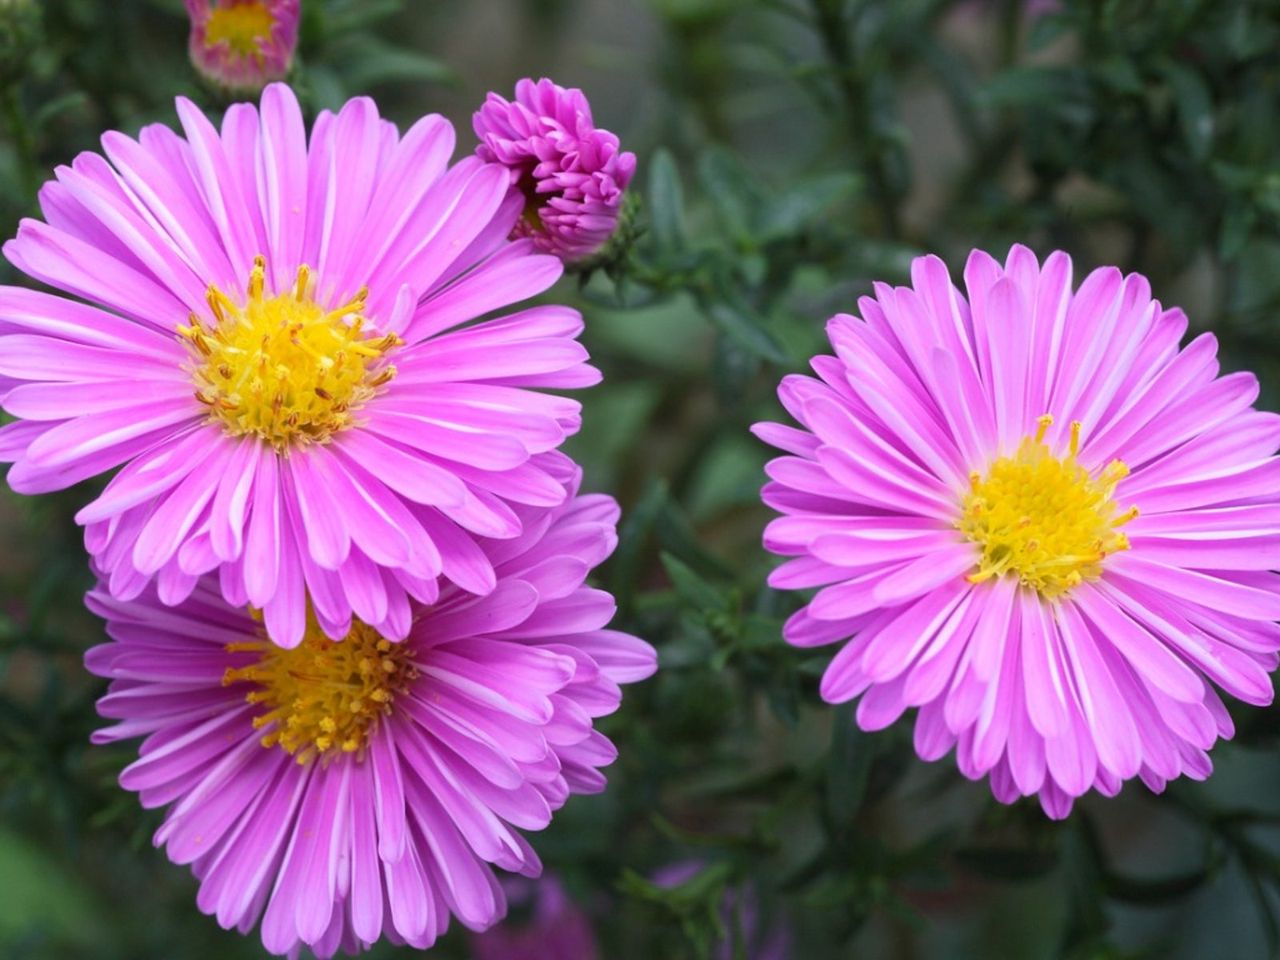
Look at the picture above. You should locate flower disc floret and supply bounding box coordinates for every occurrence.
[224,616,417,763]
[960,415,1136,598]
[180,256,400,449]
[203,0,275,58]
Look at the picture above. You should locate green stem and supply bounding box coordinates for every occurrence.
[809,0,902,238]
[3,87,38,203]
[998,0,1023,70]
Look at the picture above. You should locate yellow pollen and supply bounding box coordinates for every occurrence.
[223,615,417,765]
[203,1,276,59]
[957,415,1137,599]
[180,256,401,449]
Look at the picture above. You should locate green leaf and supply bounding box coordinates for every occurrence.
[698,148,764,246]
[320,0,404,32]
[1219,204,1256,260]
[646,148,687,256]
[618,861,735,958]
[1162,60,1214,162]
[759,172,859,241]
[31,92,89,131]
[661,552,729,615]
[1027,10,1071,52]
[0,829,108,947]
[710,331,761,405]
[705,300,789,365]
[954,844,1061,882]
[1095,56,1144,96]
[826,705,876,831]
[338,38,455,89]
[654,492,736,580]
[1103,867,1212,904]
[304,64,349,113]
[607,479,667,611]
[982,66,1082,109]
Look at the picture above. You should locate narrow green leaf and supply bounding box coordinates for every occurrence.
[954,845,1061,882]
[661,552,728,614]
[705,301,789,365]
[646,148,686,256]
[1220,204,1256,260]
[826,705,876,832]
[759,172,859,240]
[339,39,454,88]
[1162,61,1214,162]
[698,148,764,245]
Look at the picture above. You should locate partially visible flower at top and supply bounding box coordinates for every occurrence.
[474,78,637,265]
[756,245,1280,819]
[470,876,599,960]
[653,862,790,960]
[0,83,599,648]
[186,0,298,94]
[85,464,657,958]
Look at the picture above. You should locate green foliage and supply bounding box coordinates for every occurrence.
[2,1,1280,959]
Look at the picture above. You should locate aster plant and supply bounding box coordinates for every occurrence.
[86,462,656,957]
[757,245,1280,817]
[8,1,1280,958]
[0,82,599,648]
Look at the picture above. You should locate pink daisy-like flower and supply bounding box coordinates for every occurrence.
[186,0,299,94]
[470,876,599,960]
[474,78,637,264]
[0,83,600,648]
[756,245,1280,818]
[85,463,657,958]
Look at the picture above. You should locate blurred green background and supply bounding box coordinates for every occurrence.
[3,0,1280,958]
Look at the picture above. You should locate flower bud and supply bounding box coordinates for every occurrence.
[186,0,299,95]
[474,78,637,265]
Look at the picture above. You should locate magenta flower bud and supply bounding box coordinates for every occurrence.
[185,0,299,94]
[474,78,637,265]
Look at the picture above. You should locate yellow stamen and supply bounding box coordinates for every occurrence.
[203,1,276,59]
[957,415,1136,599]
[223,615,417,765]
[180,257,400,449]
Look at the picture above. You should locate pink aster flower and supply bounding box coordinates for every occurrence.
[85,465,657,959]
[186,0,299,94]
[0,83,600,648]
[470,876,599,960]
[474,78,637,264]
[756,245,1280,819]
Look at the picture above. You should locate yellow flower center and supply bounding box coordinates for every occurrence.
[224,616,418,764]
[958,415,1137,599]
[203,1,275,59]
[180,256,401,450]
